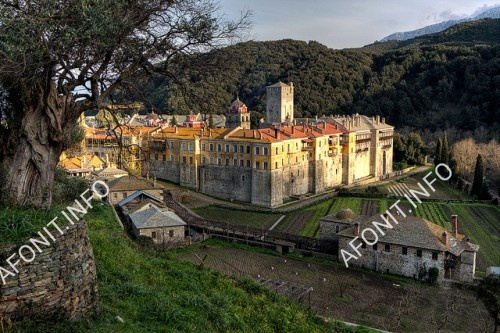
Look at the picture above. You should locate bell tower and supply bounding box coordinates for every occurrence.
[266,81,294,125]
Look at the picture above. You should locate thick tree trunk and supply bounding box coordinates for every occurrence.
[6,84,77,208]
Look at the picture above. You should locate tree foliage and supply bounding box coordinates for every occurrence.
[139,19,500,139]
[393,132,426,165]
[0,0,250,207]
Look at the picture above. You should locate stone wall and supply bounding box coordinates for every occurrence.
[0,219,99,321]
[198,165,253,203]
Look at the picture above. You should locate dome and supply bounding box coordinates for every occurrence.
[335,208,356,220]
[228,97,248,114]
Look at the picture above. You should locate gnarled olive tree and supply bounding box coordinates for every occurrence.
[0,0,250,207]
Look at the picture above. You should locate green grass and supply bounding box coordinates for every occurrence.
[192,205,281,229]
[446,203,500,268]
[13,203,369,332]
[412,202,500,268]
[326,197,363,215]
[298,200,333,238]
[0,205,70,245]
[414,202,450,228]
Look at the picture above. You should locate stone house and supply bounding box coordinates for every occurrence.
[322,211,479,283]
[107,176,164,205]
[128,205,186,245]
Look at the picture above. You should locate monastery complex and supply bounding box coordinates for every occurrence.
[78,82,394,207]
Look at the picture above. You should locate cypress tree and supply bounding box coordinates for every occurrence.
[209,113,215,128]
[441,131,449,165]
[435,138,442,165]
[472,154,484,197]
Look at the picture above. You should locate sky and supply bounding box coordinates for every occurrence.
[218,0,499,49]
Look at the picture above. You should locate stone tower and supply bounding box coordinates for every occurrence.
[226,96,251,129]
[266,81,294,125]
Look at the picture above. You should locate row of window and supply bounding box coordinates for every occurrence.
[359,242,439,260]
[151,230,175,238]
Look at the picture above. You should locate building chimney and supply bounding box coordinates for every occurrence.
[371,116,374,125]
[323,121,326,129]
[275,128,280,140]
[376,115,380,125]
[292,126,295,135]
[353,222,360,236]
[441,231,448,246]
[382,117,385,124]
[174,125,178,134]
[451,215,458,237]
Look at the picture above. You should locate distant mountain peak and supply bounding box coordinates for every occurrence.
[380,6,500,42]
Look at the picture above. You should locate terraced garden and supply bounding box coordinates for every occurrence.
[191,206,281,229]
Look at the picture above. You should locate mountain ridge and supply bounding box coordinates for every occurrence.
[380,6,500,42]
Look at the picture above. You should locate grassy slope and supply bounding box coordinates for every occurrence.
[12,203,364,333]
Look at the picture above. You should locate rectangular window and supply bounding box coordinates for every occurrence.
[233,144,238,152]
[162,154,166,161]
[240,159,244,166]
[385,244,390,252]
[263,147,268,155]
[122,193,127,199]
[170,154,174,161]
[170,141,174,149]
[275,161,278,169]
[217,158,222,165]
[373,243,378,251]
[169,230,174,237]
[209,143,214,151]
[256,161,260,169]
[255,147,260,155]
[202,144,206,151]
[181,142,187,150]
[217,144,222,152]
[226,158,229,166]
[189,143,194,151]
[417,249,422,257]
[182,156,186,163]
[240,145,244,153]
[246,160,250,167]
[361,241,366,249]
[210,157,214,164]
[189,157,193,164]
[151,231,157,239]
[263,162,268,170]
[335,225,340,233]
[225,144,230,153]
[432,252,438,260]
[154,154,158,160]
[233,159,238,166]
[402,247,408,255]
[295,142,298,150]
[275,147,279,154]
[202,157,206,164]
[287,144,290,152]
[246,146,250,154]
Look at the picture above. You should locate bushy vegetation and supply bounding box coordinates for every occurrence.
[134,19,500,138]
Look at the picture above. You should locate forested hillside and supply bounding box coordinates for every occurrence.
[136,19,500,138]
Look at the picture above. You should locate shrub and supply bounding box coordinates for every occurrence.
[428,267,439,285]
[52,168,89,204]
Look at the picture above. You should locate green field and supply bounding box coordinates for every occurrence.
[192,205,281,229]
[407,201,499,270]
